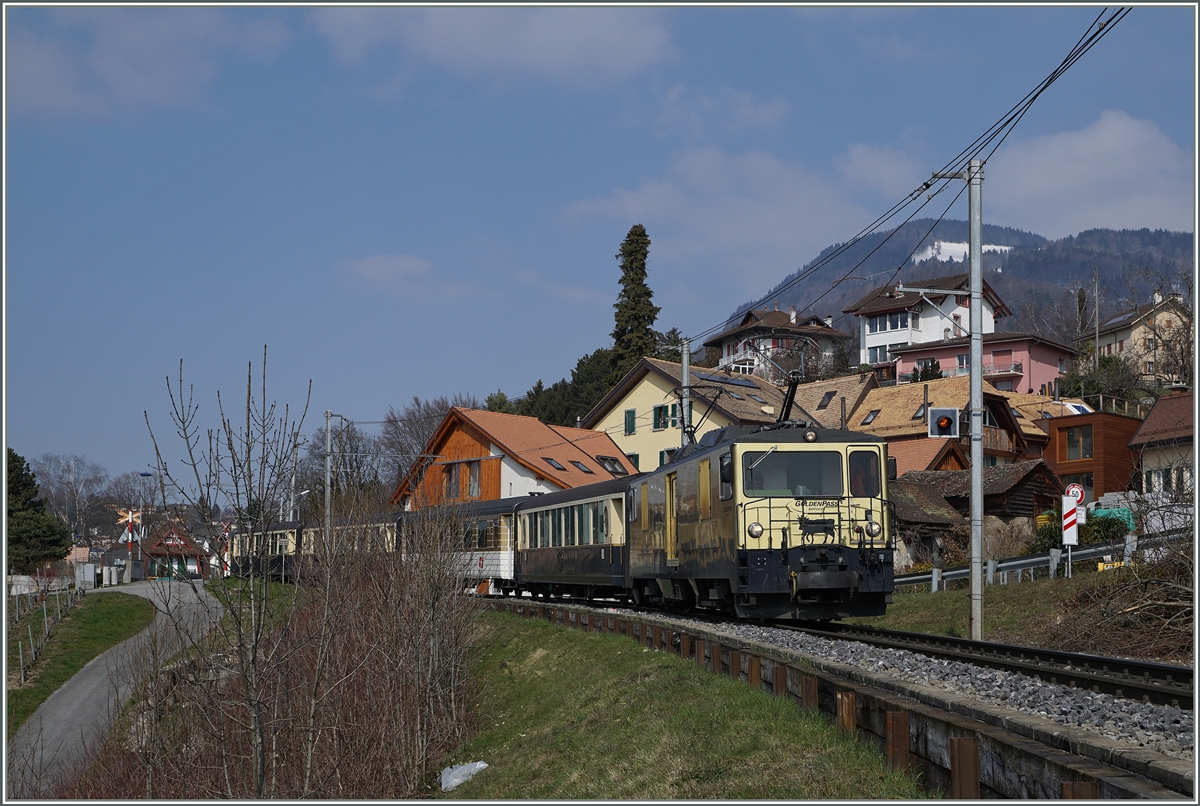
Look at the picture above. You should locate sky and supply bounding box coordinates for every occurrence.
[4,5,1196,483]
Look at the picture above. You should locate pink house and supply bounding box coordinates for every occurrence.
[890,331,1080,394]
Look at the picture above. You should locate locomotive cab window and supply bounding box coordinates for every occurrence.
[849,451,881,498]
[718,453,733,500]
[742,450,843,497]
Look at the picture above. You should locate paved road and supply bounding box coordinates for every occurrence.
[6,580,221,798]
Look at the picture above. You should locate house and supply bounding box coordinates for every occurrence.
[1035,409,1144,506]
[390,408,638,510]
[902,460,1066,551]
[789,372,878,429]
[1074,292,1191,386]
[888,479,968,571]
[702,305,851,381]
[995,389,1095,460]
[889,331,1079,394]
[142,525,212,579]
[842,272,1012,383]
[847,375,1031,465]
[581,358,803,471]
[1129,388,1194,498]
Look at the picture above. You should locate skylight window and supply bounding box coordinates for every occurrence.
[912,404,926,420]
[543,457,566,471]
[569,460,594,474]
[1010,407,1024,418]
[748,394,766,404]
[596,456,628,476]
[861,410,881,425]
[726,391,744,400]
[816,391,836,410]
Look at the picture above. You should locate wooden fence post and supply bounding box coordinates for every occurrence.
[680,634,692,660]
[773,664,787,697]
[695,639,706,670]
[950,736,980,799]
[801,674,819,710]
[1061,782,1100,799]
[748,655,761,689]
[885,711,910,771]
[728,648,741,681]
[836,690,855,734]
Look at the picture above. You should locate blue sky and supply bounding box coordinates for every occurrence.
[5,5,1195,479]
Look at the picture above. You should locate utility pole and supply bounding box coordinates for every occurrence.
[1094,267,1101,372]
[680,338,692,446]
[929,158,985,641]
[324,410,344,563]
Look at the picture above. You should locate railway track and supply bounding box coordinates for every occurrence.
[780,620,1193,709]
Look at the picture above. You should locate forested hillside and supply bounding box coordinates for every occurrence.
[730,221,1193,347]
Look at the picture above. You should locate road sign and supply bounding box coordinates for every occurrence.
[1065,483,1084,504]
[1062,496,1079,546]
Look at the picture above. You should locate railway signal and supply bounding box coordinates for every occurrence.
[928,408,959,438]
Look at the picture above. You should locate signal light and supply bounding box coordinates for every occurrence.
[928,407,960,438]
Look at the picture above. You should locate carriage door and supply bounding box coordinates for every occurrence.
[665,472,678,564]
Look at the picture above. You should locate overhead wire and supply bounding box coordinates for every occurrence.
[685,8,1130,345]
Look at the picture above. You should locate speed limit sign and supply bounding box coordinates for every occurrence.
[1065,483,1084,504]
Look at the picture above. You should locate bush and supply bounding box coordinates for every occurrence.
[1028,515,1128,554]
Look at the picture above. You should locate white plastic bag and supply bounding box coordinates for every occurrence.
[440,761,489,791]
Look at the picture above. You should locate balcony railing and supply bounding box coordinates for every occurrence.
[941,362,1023,378]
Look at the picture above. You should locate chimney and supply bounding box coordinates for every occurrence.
[1152,291,1163,305]
[823,315,833,328]
[773,301,779,311]
[789,306,796,324]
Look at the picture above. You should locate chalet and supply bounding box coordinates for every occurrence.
[1129,388,1194,498]
[842,272,1012,383]
[848,376,1031,465]
[888,479,968,571]
[702,305,851,381]
[581,358,809,471]
[789,372,878,430]
[1074,292,1190,386]
[889,331,1079,394]
[390,408,637,510]
[902,460,1065,549]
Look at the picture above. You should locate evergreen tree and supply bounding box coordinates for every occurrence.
[610,224,660,383]
[484,390,517,414]
[6,447,72,573]
[913,359,944,382]
[654,327,686,364]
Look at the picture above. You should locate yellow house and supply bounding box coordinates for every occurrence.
[581,358,802,470]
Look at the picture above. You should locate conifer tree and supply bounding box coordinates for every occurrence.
[610,224,660,383]
[6,447,72,573]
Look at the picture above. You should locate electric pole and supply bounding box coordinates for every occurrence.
[680,338,692,447]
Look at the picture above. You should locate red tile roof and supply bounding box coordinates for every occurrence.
[1129,390,1194,448]
[886,437,967,475]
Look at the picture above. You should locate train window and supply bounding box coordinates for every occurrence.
[719,453,733,500]
[742,450,843,497]
[477,521,488,549]
[698,459,711,519]
[849,452,881,497]
[627,488,637,522]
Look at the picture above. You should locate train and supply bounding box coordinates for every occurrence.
[400,416,898,621]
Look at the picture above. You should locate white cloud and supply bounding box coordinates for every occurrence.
[656,85,787,139]
[310,7,673,82]
[6,9,290,117]
[835,143,925,198]
[987,110,1194,238]
[342,253,473,302]
[566,147,872,290]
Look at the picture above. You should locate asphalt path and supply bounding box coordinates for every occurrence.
[6,579,222,798]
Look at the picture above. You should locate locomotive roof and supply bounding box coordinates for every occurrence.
[671,421,885,464]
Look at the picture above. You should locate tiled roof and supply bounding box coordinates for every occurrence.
[886,437,966,475]
[1129,390,1194,448]
[993,390,1092,439]
[703,308,850,348]
[583,358,793,429]
[901,459,1063,499]
[790,373,878,429]
[842,272,1011,318]
[888,480,967,525]
[888,331,1079,355]
[1081,296,1189,342]
[454,409,637,485]
[848,375,1007,438]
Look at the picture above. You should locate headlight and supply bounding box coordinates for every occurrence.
[865,520,882,537]
[747,522,764,538]
[803,429,818,442]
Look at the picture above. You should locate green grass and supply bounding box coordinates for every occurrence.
[6,592,156,735]
[442,611,928,800]
[846,567,1109,646]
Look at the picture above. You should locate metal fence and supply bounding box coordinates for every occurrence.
[896,530,1189,593]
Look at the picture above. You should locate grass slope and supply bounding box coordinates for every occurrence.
[445,611,927,800]
[6,592,156,735]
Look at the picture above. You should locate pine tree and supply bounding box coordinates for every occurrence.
[610,224,660,383]
[6,447,72,573]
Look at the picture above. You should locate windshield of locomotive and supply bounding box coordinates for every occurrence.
[742,450,843,498]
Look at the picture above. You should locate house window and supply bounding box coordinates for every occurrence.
[956,354,969,369]
[994,380,1013,391]
[986,455,998,467]
[1058,358,1067,372]
[597,456,629,476]
[468,461,480,498]
[568,460,594,474]
[912,404,926,420]
[953,314,962,331]
[445,464,460,499]
[1118,340,1124,352]
[910,310,919,329]
[817,390,836,410]
[1146,338,1156,350]
[861,409,880,425]
[868,311,908,333]
[658,449,676,467]
[653,405,670,430]
[1064,425,1094,461]
[867,346,887,364]
[1146,361,1155,373]
[543,457,566,471]
[626,454,639,471]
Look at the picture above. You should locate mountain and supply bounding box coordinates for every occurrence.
[727,221,1192,347]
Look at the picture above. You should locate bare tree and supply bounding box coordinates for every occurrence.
[30,453,109,541]
[379,393,480,487]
